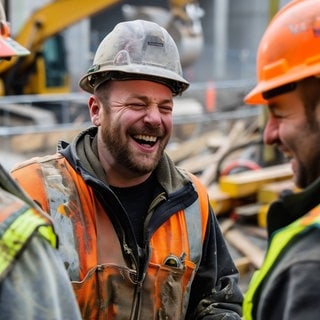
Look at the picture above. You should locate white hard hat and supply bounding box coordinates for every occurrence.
[79,19,189,96]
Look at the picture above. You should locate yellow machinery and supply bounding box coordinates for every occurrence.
[0,0,204,96]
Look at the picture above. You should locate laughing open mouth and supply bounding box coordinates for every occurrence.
[133,134,158,147]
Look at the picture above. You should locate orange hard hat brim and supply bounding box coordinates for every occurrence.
[0,36,30,59]
[245,0,320,105]
[245,64,320,105]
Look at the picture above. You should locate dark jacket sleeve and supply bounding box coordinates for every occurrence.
[256,228,320,320]
[258,261,320,320]
[186,206,243,319]
[0,235,82,320]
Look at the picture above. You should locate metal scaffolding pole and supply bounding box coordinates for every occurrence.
[213,0,229,78]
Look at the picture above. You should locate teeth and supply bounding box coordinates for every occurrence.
[278,147,292,159]
[282,151,292,159]
[134,134,157,142]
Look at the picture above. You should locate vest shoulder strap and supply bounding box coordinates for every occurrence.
[0,191,56,280]
[183,172,210,266]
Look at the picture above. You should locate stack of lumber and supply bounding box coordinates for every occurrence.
[167,119,299,290]
[168,119,296,223]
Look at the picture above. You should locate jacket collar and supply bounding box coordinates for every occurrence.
[267,176,320,237]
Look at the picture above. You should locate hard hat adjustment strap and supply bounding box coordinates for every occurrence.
[262,82,297,100]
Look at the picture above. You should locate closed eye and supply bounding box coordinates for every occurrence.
[159,105,173,113]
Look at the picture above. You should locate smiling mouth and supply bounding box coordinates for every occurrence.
[133,134,158,147]
[278,146,292,160]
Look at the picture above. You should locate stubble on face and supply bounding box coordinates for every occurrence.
[293,121,320,188]
[266,83,320,189]
[292,81,320,188]
[100,121,169,175]
[94,80,173,177]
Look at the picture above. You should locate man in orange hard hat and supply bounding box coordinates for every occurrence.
[243,0,320,319]
[0,4,81,319]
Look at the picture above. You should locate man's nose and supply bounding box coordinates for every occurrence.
[263,116,279,145]
[144,105,162,127]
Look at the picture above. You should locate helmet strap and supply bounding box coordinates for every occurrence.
[262,82,297,100]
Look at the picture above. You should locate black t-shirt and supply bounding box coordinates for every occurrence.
[110,172,159,247]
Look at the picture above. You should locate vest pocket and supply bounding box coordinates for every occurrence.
[72,264,138,319]
[71,261,196,319]
[148,260,196,319]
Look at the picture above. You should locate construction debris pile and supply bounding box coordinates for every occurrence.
[167,117,297,292]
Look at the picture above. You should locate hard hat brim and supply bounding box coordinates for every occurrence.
[0,36,30,58]
[79,65,189,96]
[245,64,320,105]
[245,0,320,105]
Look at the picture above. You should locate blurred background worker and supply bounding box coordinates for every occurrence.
[0,4,81,319]
[11,19,243,319]
[242,0,320,319]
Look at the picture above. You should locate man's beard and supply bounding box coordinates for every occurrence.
[295,154,320,189]
[101,125,168,175]
[294,123,320,189]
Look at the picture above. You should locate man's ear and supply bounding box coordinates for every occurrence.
[88,95,101,126]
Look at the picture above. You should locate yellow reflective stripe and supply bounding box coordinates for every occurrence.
[0,208,57,276]
[243,219,305,320]
[244,206,320,319]
[38,224,57,248]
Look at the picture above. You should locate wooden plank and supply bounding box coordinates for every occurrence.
[219,163,293,198]
[166,130,222,164]
[208,183,234,215]
[257,204,269,228]
[219,218,236,234]
[225,228,265,269]
[8,129,81,153]
[200,118,261,186]
[241,225,268,240]
[235,256,252,277]
[234,203,261,217]
[199,121,247,186]
[257,179,298,203]
[177,153,217,174]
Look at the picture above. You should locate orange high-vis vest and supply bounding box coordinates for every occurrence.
[12,153,210,319]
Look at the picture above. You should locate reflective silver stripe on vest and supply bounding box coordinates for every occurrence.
[184,198,203,268]
[181,197,204,317]
[41,161,80,280]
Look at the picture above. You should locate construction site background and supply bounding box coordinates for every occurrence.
[1,0,293,291]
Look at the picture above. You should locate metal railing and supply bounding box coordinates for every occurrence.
[0,79,259,136]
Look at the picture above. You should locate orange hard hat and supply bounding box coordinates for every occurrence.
[0,3,29,59]
[245,0,320,105]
